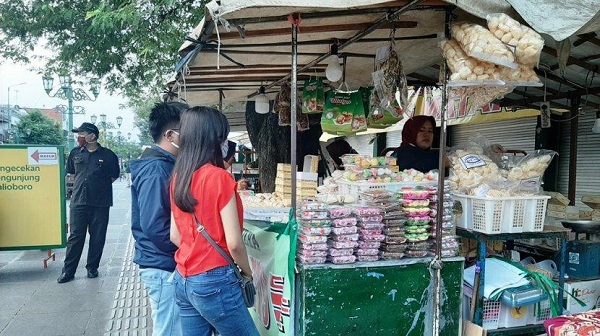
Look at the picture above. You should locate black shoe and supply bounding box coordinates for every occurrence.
[87,269,99,278]
[57,273,74,283]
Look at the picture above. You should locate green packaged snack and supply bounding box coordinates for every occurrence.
[302,77,325,114]
[367,86,404,128]
[321,90,367,135]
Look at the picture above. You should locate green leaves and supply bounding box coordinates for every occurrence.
[16,110,65,146]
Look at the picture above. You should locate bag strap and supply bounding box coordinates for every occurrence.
[193,213,244,280]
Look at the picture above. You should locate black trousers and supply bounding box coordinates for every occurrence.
[62,205,110,275]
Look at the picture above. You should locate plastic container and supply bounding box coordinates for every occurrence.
[500,285,547,307]
[337,180,435,201]
[453,194,549,234]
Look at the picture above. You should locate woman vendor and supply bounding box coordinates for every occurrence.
[391,115,442,172]
[391,115,504,173]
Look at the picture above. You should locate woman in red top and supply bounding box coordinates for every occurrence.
[169,106,258,336]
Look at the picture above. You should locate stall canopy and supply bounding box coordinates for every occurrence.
[166,0,600,131]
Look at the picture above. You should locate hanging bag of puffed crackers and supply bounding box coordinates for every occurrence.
[302,77,325,114]
[321,89,366,135]
[487,13,544,66]
[441,39,503,85]
[451,22,518,69]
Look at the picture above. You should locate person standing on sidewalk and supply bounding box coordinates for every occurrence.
[169,106,258,336]
[130,102,188,336]
[58,122,120,283]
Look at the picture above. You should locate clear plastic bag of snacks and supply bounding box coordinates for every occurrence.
[332,217,357,227]
[328,255,357,264]
[358,241,381,249]
[328,207,353,219]
[355,248,379,256]
[299,234,328,244]
[361,233,385,242]
[381,243,407,252]
[300,198,328,211]
[298,219,332,228]
[405,250,430,258]
[360,189,392,203]
[297,255,327,264]
[380,251,404,260]
[297,249,328,258]
[486,13,544,66]
[298,242,328,251]
[328,240,359,249]
[384,236,407,244]
[300,210,329,220]
[357,255,380,262]
[328,248,354,257]
[331,226,358,235]
[359,228,383,236]
[451,22,517,68]
[331,233,359,242]
[441,39,503,85]
[358,215,384,223]
[354,207,381,216]
[300,226,332,236]
[358,222,385,230]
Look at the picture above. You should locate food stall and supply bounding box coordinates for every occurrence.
[166,1,600,334]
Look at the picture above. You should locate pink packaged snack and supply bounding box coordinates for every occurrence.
[298,242,328,251]
[332,217,357,227]
[300,210,329,220]
[328,248,354,257]
[358,215,384,223]
[297,249,328,258]
[301,226,332,236]
[355,248,379,256]
[328,240,359,249]
[357,255,379,262]
[328,255,356,264]
[353,207,381,216]
[331,226,358,235]
[358,240,381,249]
[401,188,429,200]
[297,255,327,264]
[402,199,430,207]
[331,233,359,242]
[359,228,383,236]
[328,207,353,219]
[379,251,404,260]
[361,234,385,242]
[299,234,328,244]
[358,222,385,230]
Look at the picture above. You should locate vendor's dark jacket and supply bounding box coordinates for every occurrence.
[130,146,177,272]
[66,145,120,207]
[392,146,440,173]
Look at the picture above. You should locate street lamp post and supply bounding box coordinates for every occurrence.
[7,82,26,139]
[90,113,122,146]
[42,73,100,150]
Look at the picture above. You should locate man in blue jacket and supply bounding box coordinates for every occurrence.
[130,102,187,336]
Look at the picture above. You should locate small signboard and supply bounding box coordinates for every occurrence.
[0,145,66,250]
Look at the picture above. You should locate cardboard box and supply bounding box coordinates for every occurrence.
[548,204,579,213]
[302,155,319,173]
[582,195,600,209]
[547,210,580,219]
[565,279,600,314]
[545,191,570,206]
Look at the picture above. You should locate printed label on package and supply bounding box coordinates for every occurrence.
[459,154,486,169]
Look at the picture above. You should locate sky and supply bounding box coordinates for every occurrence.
[0,58,139,141]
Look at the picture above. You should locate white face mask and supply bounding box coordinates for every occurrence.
[221,141,229,158]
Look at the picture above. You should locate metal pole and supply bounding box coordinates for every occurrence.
[568,93,580,205]
[67,83,75,150]
[290,15,299,213]
[7,87,10,137]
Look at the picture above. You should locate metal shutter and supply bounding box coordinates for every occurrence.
[386,131,403,149]
[347,134,375,156]
[450,118,537,153]
[558,112,600,207]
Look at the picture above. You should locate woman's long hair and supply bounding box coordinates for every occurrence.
[172,106,230,213]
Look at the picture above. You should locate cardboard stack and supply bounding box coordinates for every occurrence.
[275,163,318,202]
[582,195,600,220]
[545,192,579,219]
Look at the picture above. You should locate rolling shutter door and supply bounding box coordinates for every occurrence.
[450,118,537,153]
[558,112,600,207]
[386,131,403,149]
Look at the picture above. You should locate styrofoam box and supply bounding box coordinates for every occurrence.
[453,194,550,234]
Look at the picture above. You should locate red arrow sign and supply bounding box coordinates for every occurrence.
[31,150,57,162]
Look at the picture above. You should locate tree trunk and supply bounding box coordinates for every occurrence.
[245,101,291,193]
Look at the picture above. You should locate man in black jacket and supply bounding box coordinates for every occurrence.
[58,122,120,283]
[130,102,187,336]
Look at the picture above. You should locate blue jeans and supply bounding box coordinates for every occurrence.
[173,266,259,336]
[139,268,181,336]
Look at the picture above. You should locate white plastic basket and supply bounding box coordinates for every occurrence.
[337,180,436,200]
[453,194,550,234]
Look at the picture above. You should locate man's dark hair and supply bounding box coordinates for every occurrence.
[148,102,189,143]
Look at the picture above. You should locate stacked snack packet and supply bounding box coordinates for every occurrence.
[327,206,357,264]
[296,199,331,264]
